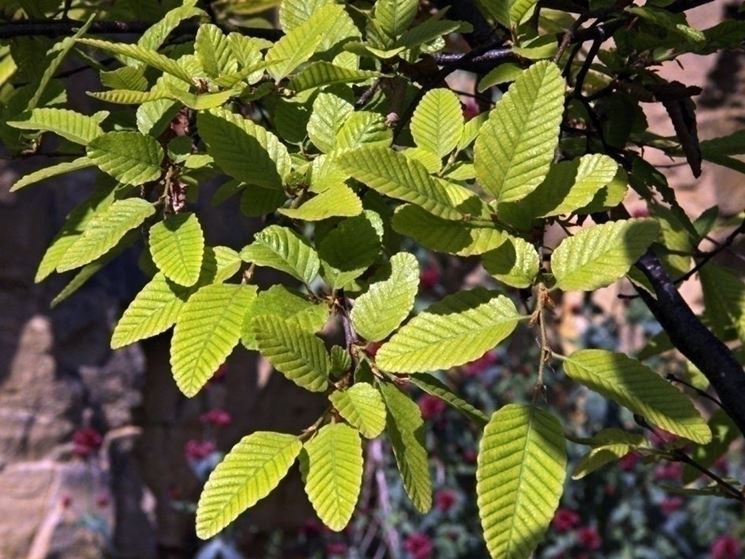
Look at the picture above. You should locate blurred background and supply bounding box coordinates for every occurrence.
[0,1,744,558]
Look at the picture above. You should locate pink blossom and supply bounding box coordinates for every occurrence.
[200,409,232,428]
[660,496,684,515]
[711,535,742,559]
[654,462,683,481]
[418,394,446,421]
[404,532,433,559]
[435,489,458,512]
[618,451,640,471]
[462,351,499,377]
[72,427,103,459]
[184,439,216,461]
[326,542,348,556]
[420,264,440,291]
[577,526,602,551]
[552,508,580,533]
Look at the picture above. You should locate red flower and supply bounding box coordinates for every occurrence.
[552,508,580,533]
[463,98,480,121]
[404,532,433,559]
[96,494,111,508]
[660,496,684,515]
[618,451,640,471]
[420,264,440,291]
[435,489,458,512]
[462,351,499,377]
[711,535,742,559]
[418,394,446,421]
[200,409,232,428]
[184,439,216,461]
[577,526,602,551]
[72,427,103,459]
[326,542,348,556]
[61,494,73,509]
[654,462,683,481]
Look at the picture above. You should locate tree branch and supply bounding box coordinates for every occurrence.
[634,251,745,439]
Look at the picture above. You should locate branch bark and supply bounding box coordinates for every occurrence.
[635,251,745,438]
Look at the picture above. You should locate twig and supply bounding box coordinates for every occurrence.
[672,450,744,501]
[674,218,745,285]
[666,374,723,408]
[573,38,601,94]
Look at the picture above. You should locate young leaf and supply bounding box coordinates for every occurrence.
[11,156,94,192]
[111,273,189,349]
[8,108,104,145]
[280,0,334,31]
[301,423,363,531]
[373,0,418,45]
[351,252,419,342]
[196,432,302,539]
[252,315,330,392]
[477,404,566,559]
[307,91,353,153]
[57,198,155,272]
[563,350,712,444]
[240,225,320,285]
[551,219,660,291]
[482,235,540,288]
[171,284,257,397]
[290,62,378,92]
[195,23,238,78]
[572,429,645,480]
[392,205,506,257]
[337,147,463,220]
[411,88,464,158]
[149,213,205,287]
[409,374,488,425]
[87,131,164,186]
[474,61,565,205]
[335,111,391,150]
[329,383,387,439]
[376,289,521,373]
[379,382,432,513]
[197,109,291,189]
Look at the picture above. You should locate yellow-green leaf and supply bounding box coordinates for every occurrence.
[87,131,164,186]
[329,383,387,439]
[411,88,464,157]
[149,212,205,287]
[9,108,104,145]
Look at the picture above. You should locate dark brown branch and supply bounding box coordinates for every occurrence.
[675,218,745,285]
[634,251,745,439]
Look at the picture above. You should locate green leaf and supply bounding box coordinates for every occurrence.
[482,236,540,289]
[149,213,205,287]
[307,91,353,153]
[479,0,510,28]
[111,273,189,349]
[477,404,566,559]
[478,63,523,91]
[700,264,745,342]
[197,109,291,189]
[572,429,645,480]
[392,205,506,257]
[499,154,619,224]
[100,67,148,91]
[290,62,378,92]
[318,211,383,290]
[11,156,94,192]
[196,432,302,539]
[9,108,104,145]
[373,0,418,45]
[279,183,362,221]
[57,198,155,272]
[78,38,195,85]
[195,23,238,78]
[89,89,168,105]
[474,61,565,205]
[35,187,115,282]
[87,131,164,186]
[334,111,392,150]
[241,285,329,350]
[171,284,257,397]
[337,147,463,220]
[510,0,538,25]
[240,225,320,285]
[409,374,488,425]
[138,1,206,52]
[575,168,628,215]
[280,0,334,31]
[376,288,521,373]
[683,409,739,483]
[301,424,363,531]
[551,219,660,291]
[627,6,705,43]
[329,383,387,439]
[252,315,330,392]
[351,252,419,342]
[266,3,344,81]
[379,382,432,512]
[562,349,712,444]
[411,88,464,158]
